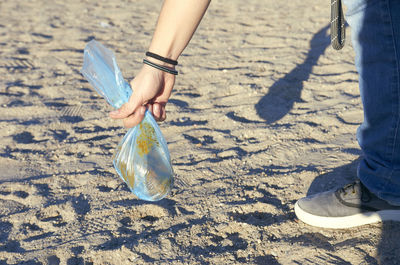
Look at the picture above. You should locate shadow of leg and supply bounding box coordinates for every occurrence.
[306,157,361,196]
[256,24,330,123]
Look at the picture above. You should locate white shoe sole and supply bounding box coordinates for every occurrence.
[294,201,400,229]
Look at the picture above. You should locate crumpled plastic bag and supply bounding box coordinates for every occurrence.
[81,40,173,201]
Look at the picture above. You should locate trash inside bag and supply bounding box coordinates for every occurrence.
[81,40,173,201]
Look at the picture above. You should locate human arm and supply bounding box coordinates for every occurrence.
[109,0,211,128]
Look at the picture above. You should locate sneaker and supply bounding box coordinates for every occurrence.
[294,180,400,229]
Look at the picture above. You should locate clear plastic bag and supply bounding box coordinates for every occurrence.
[81,40,173,201]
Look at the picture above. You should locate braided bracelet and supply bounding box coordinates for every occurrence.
[143,59,178,75]
[146,51,178,66]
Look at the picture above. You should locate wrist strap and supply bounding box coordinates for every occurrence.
[330,0,345,50]
[143,59,178,75]
[146,51,178,66]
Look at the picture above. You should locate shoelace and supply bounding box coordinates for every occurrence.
[339,181,372,202]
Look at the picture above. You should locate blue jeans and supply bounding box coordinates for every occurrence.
[342,0,400,205]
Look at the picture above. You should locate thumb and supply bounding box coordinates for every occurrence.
[109,98,141,120]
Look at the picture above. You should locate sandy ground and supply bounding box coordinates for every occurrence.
[1,0,400,264]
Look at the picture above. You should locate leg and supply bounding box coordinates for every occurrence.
[345,0,400,206]
[294,0,400,228]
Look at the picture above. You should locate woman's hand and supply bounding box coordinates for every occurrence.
[109,0,210,128]
[109,64,175,128]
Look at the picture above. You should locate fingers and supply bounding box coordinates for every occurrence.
[145,103,167,122]
[146,103,153,116]
[109,101,166,128]
[153,103,161,119]
[161,107,166,121]
[109,99,139,120]
[122,105,146,128]
[121,103,166,128]
[152,103,166,121]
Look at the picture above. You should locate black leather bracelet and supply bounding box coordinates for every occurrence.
[143,59,178,75]
[146,51,178,66]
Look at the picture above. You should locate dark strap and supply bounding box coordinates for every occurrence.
[146,51,178,66]
[331,0,346,50]
[143,59,178,75]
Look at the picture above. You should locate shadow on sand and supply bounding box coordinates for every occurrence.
[255,24,330,123]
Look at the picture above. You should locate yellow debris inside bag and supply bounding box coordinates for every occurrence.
[118,160,135,187]
[114,121,172,198]
[137,122,158,156]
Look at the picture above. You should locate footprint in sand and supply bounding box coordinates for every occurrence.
[36,203,76,228]
[0,57,34,73]
[59,105,84,124]
[124,204,169,223]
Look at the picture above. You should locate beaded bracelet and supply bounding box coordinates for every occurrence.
[143,59,178,75]
[146,51,178,66]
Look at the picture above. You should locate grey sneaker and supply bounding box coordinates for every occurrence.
[294,181,400,228]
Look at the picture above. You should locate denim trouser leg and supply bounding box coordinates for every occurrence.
[342,0,400,205]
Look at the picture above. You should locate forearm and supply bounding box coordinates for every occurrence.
[148,0,210,61]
